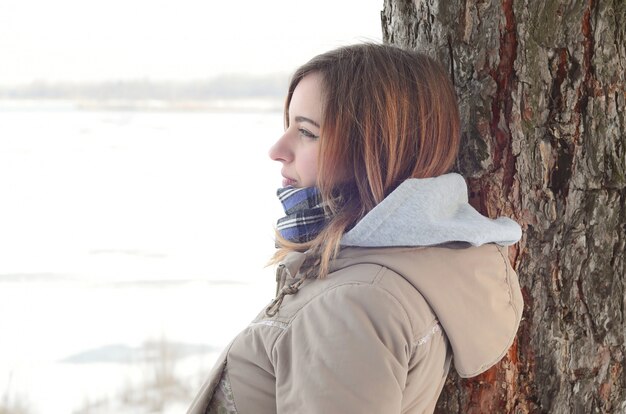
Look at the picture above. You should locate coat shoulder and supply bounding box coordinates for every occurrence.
[257,261,440,347]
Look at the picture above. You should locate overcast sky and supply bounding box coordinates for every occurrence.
[0,0,384,85]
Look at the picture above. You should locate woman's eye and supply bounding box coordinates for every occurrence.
[299,128,319,139]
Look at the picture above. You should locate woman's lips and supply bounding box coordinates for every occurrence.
[282,177,297,187]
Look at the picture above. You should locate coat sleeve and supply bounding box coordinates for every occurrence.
[272,281,414,414]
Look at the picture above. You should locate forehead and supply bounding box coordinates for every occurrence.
[289,72,324,121]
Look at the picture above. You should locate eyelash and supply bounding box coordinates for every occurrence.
[299,128,319,139]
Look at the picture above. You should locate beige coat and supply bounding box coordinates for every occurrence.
[188,243,523,413]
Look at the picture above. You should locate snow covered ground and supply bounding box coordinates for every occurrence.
[0,104,284,413]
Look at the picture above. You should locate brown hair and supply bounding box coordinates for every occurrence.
[274,43,460,277]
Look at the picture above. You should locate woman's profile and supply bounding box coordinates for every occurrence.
[188,43,523,414]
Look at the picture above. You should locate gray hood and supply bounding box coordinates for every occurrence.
[341,173,521,248]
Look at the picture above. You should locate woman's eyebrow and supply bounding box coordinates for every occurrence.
[294,116,320,128]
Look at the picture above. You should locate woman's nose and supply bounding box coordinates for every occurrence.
[268,132,292,163]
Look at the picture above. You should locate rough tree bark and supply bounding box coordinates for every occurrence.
[381,0,625,413]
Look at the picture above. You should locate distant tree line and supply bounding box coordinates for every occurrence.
[0,73,290,101]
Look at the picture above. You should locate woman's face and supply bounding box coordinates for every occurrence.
[269,72,323,188]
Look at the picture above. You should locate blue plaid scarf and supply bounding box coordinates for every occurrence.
[276,186,329,243]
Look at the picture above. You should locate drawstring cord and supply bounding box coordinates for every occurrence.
[265,252,308,317]
[265,278,305,317]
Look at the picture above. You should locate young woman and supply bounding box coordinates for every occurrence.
[188,43,523,414]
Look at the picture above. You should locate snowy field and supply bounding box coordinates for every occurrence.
[0,103,285,413]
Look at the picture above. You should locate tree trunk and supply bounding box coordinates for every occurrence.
[381,0,625,412]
